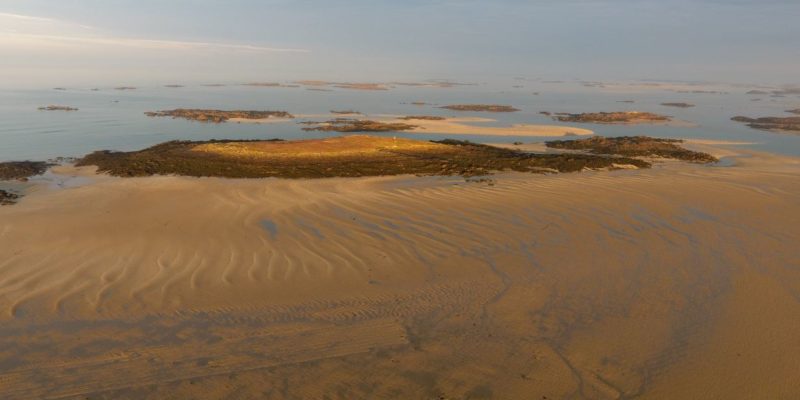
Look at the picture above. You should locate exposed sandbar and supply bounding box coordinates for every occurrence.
[393,116,594,137]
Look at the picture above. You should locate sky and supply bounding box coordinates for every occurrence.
[1,0,798,88]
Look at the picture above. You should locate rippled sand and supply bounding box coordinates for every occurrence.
[0,145,798,399]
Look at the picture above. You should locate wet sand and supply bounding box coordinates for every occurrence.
[0,144,799,399]
[235,115,595,137]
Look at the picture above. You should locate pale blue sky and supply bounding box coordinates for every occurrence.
[1,0,798,87]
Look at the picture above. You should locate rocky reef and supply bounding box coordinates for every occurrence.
[399,115,446,121]
[440,104,520,112]
[0,161,51,180]
[38,105,78,111]
[0,190,20,206]
[301,119,417,132]
[661,103,695,108]
[545,136,717,163]
[554,111,671,124]
[145,109,294,123]
[731,116,800,132]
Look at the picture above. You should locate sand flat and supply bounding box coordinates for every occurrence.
[396,116,594,136]
[0,146,798,399]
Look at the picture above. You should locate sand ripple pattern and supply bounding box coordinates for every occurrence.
[0,154,799,398]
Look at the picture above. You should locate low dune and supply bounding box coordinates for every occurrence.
[0,144,798,399]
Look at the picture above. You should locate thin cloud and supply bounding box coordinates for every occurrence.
[0,12,55,22]
[3,33,310,53]
[0,12,308,53]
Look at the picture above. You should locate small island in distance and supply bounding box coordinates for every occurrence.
[38,105,78,111]
[301,119,418,132]
[661,102,695,108]
[554,111,671,124]
[440,104,520,112]
[731,116,800,132]
[145,109,294,123]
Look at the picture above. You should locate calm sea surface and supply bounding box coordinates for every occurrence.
[1,82,799,162]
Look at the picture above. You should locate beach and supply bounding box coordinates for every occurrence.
[1,142,798,398]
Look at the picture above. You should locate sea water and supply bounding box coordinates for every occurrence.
[1,81,799,162]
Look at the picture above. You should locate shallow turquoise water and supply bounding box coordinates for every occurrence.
[1,82,799,162]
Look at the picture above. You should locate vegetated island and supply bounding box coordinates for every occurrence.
[440,104,520,112]
[301,119,417,132]
[786,109,800,115]
[164,84,184,88]
[114,86,137,91]
[554,111,671,124]
[546,136,718,163]
[76,135,659,179]
[731,116,800,132]
[38,105,79,111]
[145,109,294,123]
[661,102,695,108]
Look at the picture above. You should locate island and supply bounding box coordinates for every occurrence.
[554,111,671,124]
[164,84,184,88]
[661,102,695,108]
[787,109,800,115]
[440,104,520,112]
[731,116,800,132]
[75,135,662,179]
[38,105,79,111]
[114,86,137,90]
[301,119,417,132]
[398,115,445,121]
[293,81,391,91]
[545,136,717,163]
[330,110,362,115]
[145,109,294,123]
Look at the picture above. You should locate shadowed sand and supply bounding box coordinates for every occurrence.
[0,144,799,399]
